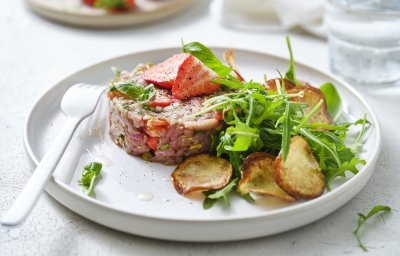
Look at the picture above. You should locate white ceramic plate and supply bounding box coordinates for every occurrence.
[24,47,381,242]
[26,0,192,27]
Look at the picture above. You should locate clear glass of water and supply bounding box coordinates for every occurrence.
[325,0,400,86]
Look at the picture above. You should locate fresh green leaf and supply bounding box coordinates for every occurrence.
[182,41,232,77]
[239,192,255,203]
[320,82,342,121]
[225,122,260,152]
[202,196,218,209]
[203,178,238,209]
[281,101,292,161]
[284,36,296,84]
[354,205,391,251]
[138,84,156,103]
[78,162,103,196]
[114,82,144,98]
[111,82,155,103]
[111,66,121,78]
[353,114,368,151]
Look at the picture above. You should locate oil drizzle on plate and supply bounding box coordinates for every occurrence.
[138,192,153,201]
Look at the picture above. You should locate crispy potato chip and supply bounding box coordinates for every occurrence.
[238,152,295,201]
[266,78,296,92]
[171,154,233,195]
[274,136,325,199]
[288,85,333,125]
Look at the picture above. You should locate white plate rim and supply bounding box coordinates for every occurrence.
[23,47,381,224]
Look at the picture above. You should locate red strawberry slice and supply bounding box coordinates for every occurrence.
[172,55,220,100]
[143,53,190,89]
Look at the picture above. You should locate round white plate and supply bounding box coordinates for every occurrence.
[26,0,192,27]
[24,47,381,242]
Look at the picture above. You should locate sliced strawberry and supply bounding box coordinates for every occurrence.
[146,136,159,151]
[172,55,220,100]
[143,53,190,89]
[149,98,172,108]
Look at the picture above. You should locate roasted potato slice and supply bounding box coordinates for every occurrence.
[171,154,233,195]
[238,152,295,201]
[274,136,325,199]
[288,85,333,125]
[266,78,296,92]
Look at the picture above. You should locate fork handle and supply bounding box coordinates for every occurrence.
[1,117,81,225]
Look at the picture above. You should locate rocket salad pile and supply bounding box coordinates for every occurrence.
[171,38,368,208]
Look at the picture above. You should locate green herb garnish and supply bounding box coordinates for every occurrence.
[111,66,121,78]
[78,162,103,196]
[354,205,391,251]
[202,178,238,209]
[284,36,297,84]
[111,82,155,103]
[182,41,232,77]
[320,82,342,121]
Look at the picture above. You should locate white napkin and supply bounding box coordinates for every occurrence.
[213,0,324,30]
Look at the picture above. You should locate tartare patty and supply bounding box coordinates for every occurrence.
[108,63,223,165]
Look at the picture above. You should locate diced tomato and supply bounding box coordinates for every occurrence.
[143,53,190,89]
[171,55,220,100]
[149,118,169,128]
[107,90,127,100]
[146,136,159,151]
[149,98,172,107]
[215,110,223,121]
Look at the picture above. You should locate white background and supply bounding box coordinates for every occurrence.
[1,1,399,255]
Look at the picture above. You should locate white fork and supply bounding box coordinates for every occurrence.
[1,83,105,226]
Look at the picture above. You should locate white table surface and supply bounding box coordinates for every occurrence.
[1,1,399,255]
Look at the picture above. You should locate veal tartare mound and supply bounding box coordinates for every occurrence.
[108,61,223,165]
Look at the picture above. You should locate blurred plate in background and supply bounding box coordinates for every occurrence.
[26,0,193,27]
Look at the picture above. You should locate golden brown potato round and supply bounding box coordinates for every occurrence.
[288,85,333,125]
[238,152,295,201]
[274,136,325,199]
[265,78,296,92]
[171,154,233,195]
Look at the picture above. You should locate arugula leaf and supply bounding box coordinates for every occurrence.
[354,205,391,251]
[182,41,232,77]
[78,162,103,196]
[320,82,342,121]
[284,36,296,84]
[281,101,292,161]
[353,114,368,151]
[202,178,239,209]
[225,122,260,152]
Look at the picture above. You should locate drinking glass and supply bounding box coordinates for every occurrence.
[325,0,400,87]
